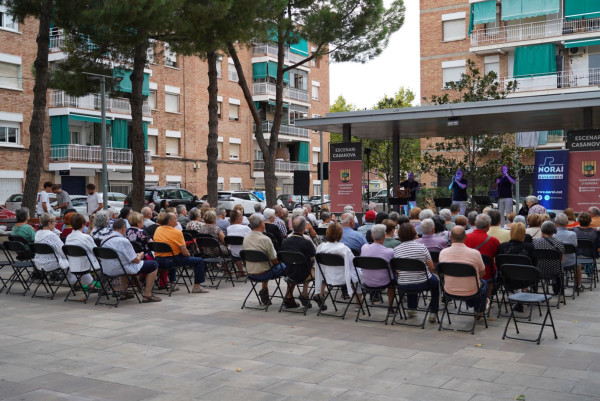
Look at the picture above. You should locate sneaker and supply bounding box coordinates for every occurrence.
[258,288,271,305]
[284,298,300,308]
[407,310,417,318]
[428,314,437,323]
[192,286,209,293]
[298,295,312,309]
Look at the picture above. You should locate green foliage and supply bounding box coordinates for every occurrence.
[329,95,359,143]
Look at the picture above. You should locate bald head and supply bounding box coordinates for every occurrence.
[450,226,466,243]
[340,213,354,227]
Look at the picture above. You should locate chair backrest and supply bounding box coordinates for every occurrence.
[437,262,478,278]
[62,244,89,258]
[354,256,390,271]
[130,241,144,253]
[315,252,345,267]
[62,244,96,272]
[93,247,127,277]
[390,257,427,272]
[94,238,102,247]
[183,229,200,239]
[31,242,57,256]
[429,250,440,264]
[481,254,493,267]
[148,241,174,255]
[195,236,225,257]
[4,240,28,254]
[8,235,28,245]
[350,248,361,257]
[316,227,328,236]
[496,253,532,267]
[93,247,120,260]
[532,248,562,277]
[183,232,194,242]
[240,249,270,263]
[278,251,312,282]
[501,263,540,289]
[563,243,576,255]
[262,231,279,250]
[577,238,596,257]
[224,236,244,246]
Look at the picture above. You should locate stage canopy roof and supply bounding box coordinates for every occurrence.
[295,91,600,139]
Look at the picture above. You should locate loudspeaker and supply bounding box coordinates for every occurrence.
[293,170,310,195]
[317,162,329,180]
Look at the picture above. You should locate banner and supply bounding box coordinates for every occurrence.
[533,150,569,210]
[566,129,600,152]
[568,151,600,211]
[329,142,363,213]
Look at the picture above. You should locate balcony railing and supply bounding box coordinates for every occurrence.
[51,90,152,116]
[49,33,64,52]
[253,159,310,172]
[51,144,152,165]
[471,16,600,47]
[498,67,600,93]
[255,121,310,138]
[252,43,307,63]
[252,83,310,103]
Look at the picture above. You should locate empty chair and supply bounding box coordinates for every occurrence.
[3,241,33,295]
[195,236,234,289]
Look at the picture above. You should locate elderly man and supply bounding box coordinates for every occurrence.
[362,202,377,224]
[416,218,448,253]
[588,207,600,228]
[465,213,499,300]
[254,203,264,220]
[243,214,295,307]
[226,209,251,276]
[440,226,488,314]
[487,209,510,243]
[272,205,289,238]
[340,212,367,253]
[318,211,332,228]
[141,207,154,227]
[555,213,579,287]
[449,203,461,223]
[344,205,359,228]
[303,204,319,227]
[358,210,376,236]
[216,207,230,234]
[359,224,396,311]
[281,216,316,308]
[153,212,208,293]
[264,208,283,249]
[176,205,190,228]
[102,219,161,302]
[439,209,455,231]
[466,211,478,234]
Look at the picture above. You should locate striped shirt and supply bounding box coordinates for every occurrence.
[393,240,432,285]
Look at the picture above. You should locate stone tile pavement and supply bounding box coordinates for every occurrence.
[0,278,599,401]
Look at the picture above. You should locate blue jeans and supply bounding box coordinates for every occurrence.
[155,255,206,284]
[398,274,439,313]
[465,279,488,312]
[248,263,286,282]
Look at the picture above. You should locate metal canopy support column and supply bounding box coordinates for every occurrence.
[343,123,351,142]
[392,126,400,213]
[584,107,593,129]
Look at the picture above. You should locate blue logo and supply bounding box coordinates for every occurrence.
[544,195,550,201]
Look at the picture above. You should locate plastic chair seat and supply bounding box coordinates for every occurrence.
[508,292,551,303]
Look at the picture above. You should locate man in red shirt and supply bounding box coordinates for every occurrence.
[465,213,499,302]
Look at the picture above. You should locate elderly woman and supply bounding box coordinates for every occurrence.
[64,213,97,287]
[532,221,565,294]
[33,213,76,284]
[409,207,422,228]
[393,222,439,323]
[288,207,305,231]
[318,211,332,228]
[197,210,230,257]
[90,210,112,241]
[525,213,542,239]
[564,208,579,228]
[439,208,455,231]
[11,207,36,244]
[525,195,546,216]
[498,222,535,262]
[186,208,204,231]
[573,212,599,287]
[233,203,249,225]
[505,212,516,229]
[264,208,283,249]
[126,212,153,257]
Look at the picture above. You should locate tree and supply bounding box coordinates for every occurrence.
[2,0,53,213]
[228,0,406,207]
[421,59,530,202]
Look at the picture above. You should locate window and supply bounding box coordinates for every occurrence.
[148,90,157,109]
[164,44,178,68]
[442,13,465,42]
[230,182,241,191]
[217,141,222,159]
[217,182,224,190]
[313,184,321,196]
[166,181,181,188]
[0,60,21,90]
[312,84,319,100]
[310,47,318,67]
[165,92,179,113]
[229,143,240,160]
[255,147,263,160]
[442,60,465,88]
[590,54,600,85]
[217,101,222,119]
[147,135,157,155]
[70,131,81,145]
[229,104,239,121]
[290,69,308,90]
[0,7,18,31]
[484,55,500,77]
[289,104,309,125]
[146,44,155,64]
[166,137,180,156]
[0,121,20,145]
[216,56,222,79]
[312,151,319,165]
[228,60,238,82]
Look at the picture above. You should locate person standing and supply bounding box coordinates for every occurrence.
[496,165,515,226]
[36,181,53,217]
[86,183,104,218]
[399,172,421,215]
[449,169,468,215]
[52,184,73,217]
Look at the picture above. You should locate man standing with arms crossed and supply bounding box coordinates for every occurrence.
[449,169,468,215]
[496,165,515,226]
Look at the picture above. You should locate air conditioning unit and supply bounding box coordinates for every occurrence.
[569,47,585,56]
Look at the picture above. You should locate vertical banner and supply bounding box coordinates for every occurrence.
[329,142,363,213]
[533,150,569,210]
[568,151,600,211]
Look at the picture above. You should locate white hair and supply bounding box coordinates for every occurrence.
[439,209,451,221]
[420,218,435,235]
[419,209,434,220]
[263,208,276,221]
[292,208,305,217]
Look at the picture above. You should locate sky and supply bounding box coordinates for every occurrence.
[329,1,420,110]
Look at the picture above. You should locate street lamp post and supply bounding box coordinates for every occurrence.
[364,147,371,205]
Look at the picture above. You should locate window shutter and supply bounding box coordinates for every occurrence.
[166,137,179,155]
[165,93,179,112]
[443,19,465,41]
[443,66,464,86]
[0,62,19,89]
[229,104,239,121]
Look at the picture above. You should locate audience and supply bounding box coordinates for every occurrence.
[215,207,230,234]
[141,207,154,227]
[486,209,510,243]
[526,213,543,239]
[186,208,204,231]
[64,213,99,287]
[563,208,579,228]
[126,212,154,257]
[554,213,578,287]
[11,207,36,244]
[91,210,112,241]
[466,211,478,234]
[439,208,454,231]
[264,208,284,249]
[498,222,535,263]
[359,224,396,312]
[465,213,499,299]
[197,210,230,257]
[382,219,401,249]
[176,205,190,228]
[280,216,316,308]
[588,207,600,228]
[272,205,289,237]
[339,212,367,253]
[573,212,599,287]
[532,221,565,294]
[416,218,447,253]
[34,213,76,285]
[358,210,376,236]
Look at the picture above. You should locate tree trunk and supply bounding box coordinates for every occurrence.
[129,42,147,211]
[206,51,219,208]
[22,0,52,215]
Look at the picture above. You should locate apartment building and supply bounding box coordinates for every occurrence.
[0,8,329,204]
[420,0,599,190]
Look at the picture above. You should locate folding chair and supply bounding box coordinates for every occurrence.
[195,236,234,289]
[437,262,488,335]
[2,241,33,295]
[239,249,284,311]
[225,236,247,282]
[576,238,597,290]
[277,251,315,315]
[315,227,328,238]
[533,249,564,308]
[494,254,533,317]
[0,242,14,293]
[30,243,67,300]
[390,257,438,328]
[501,264,557,345]
[354,256,399,325]
[148,242,191,296]
[60,228,73,243]
[93,247,142,307]
[314,252,356,319]
[61,244,100,303]
[429,251,440,265]
[562,243,579,299]
[93,238,103,247]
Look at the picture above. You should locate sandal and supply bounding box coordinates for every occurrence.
[120,292,135,301]
[142,295,162,303]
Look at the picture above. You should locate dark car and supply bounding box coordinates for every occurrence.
[277,194,311,211]
[124,187,204,211]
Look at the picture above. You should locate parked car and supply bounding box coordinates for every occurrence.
[0,205,17,230]
[125,187,204,211]
[276,194,310,211]
[5,193,60,218]
[307,194,330,212]
[106,192,127,211]
[5,192,123,216]
[204,191,266,215]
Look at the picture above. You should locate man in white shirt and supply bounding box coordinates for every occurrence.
[86,183,104,217]
[36,181,54,217]
[226,209,251,276]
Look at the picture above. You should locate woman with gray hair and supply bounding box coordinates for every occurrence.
[524,195,547,216]
[418,208,434,221]
[90,210,112,241]
[34,213,79,285]
[532,221,565,295]
[186,208,204,232]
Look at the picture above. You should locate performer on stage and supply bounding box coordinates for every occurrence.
[496,165,515,226]
[449,168,467,215]
[398,172,421,215]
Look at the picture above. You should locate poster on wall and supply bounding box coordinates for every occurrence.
[568,151,600,211]
[329,142,363,213]
[533,150,569,210]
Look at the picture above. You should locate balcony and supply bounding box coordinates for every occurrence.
[51,90,152,116]
[51,144,152,165]
[49,33,64,52]
[255,121,310,139]
[253,159,310,172]
[252,43,307,64]
[498,67,600,94]
[252,83,310,103]
[470,16,600,48]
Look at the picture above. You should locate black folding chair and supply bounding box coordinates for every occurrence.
[30,243,67,300]
[195,236,234,289]
[225,236,247,282]
[576,238,597,290]
[277,251,315,315]
[148,242,191,296]
[0,242,13,293]
[314,252,356,319]
[562,243,579,299]
[315,227,328,238]
[429,251,440,265]
[494,254,533,317]
[533,249,564,308]
[3,240,34,295]
[93,247,142,307]
[501,264,557,345]
[390,257,438,328]
[437,262,488,335]
[353,256,398,325]
[62,244,99,303]
[239,249,284,311]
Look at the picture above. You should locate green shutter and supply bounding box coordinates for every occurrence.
[112,119,128,149]
[143,122,148,150]
[252,62,267,80]
[513,44,556,77]
[268,61,278,79]
[566,0,600,20]
[290,38,308,56]
[283,70,289,84]
[472,0,497,24]
[565,38,600,48]
[298,142,309,163]
[502,0,559,20]
[113,68,150,96]
[468,5,475,35]
[51,115,69,145]
[69,114,109,124]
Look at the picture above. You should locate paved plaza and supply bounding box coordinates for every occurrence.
[1,278,600,401]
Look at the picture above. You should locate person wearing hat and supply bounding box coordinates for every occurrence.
[358,210,377,236]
